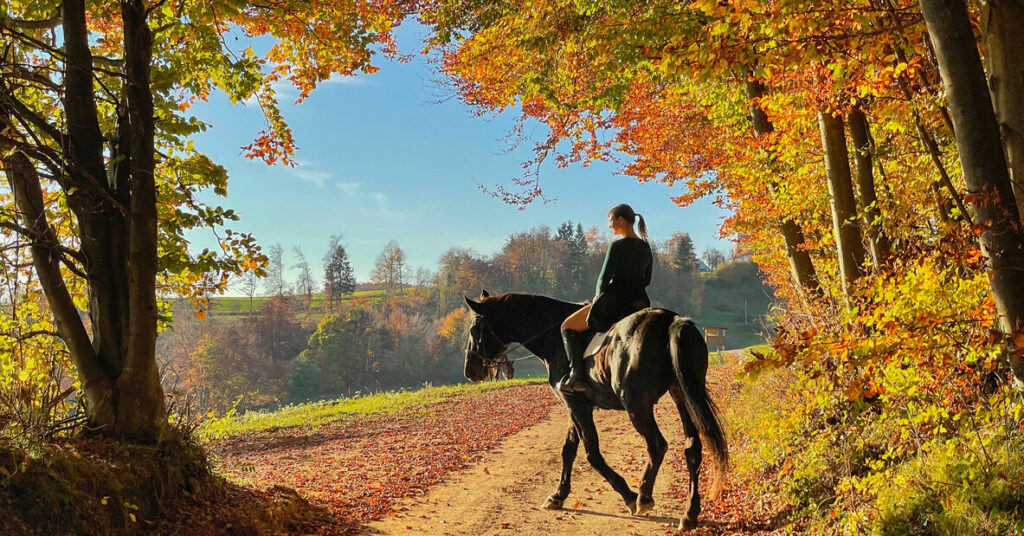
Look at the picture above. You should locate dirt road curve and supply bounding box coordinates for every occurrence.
[360,358,791,536]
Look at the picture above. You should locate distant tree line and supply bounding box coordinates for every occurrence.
[160,222,738,414]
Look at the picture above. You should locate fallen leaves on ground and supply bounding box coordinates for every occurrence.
[208,384,557,533]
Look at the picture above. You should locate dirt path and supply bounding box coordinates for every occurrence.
[360,358,792,536]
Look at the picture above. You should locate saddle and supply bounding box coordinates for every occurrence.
[581,330,611,358]
[581,303,650,358]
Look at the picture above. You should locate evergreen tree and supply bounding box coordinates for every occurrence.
[324,236,356,312]
[668,232,698,273]
[556,221,589,299]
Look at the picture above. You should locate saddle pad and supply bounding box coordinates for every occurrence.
[583,330,611,358]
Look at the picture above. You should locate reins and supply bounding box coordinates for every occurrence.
[472,317,564,366]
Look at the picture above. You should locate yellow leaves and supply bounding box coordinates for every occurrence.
[194,310,207,320]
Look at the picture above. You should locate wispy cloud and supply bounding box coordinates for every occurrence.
[270,78,297,98]
[325,73,369,86]
[372,193,388,208]
[292,166,331,187]
[337,182,363,196]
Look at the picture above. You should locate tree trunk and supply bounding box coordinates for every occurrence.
[818,110,868,295]
[30,0,167,440]
[846,108,891,270]
[118,0,165,440]
[1,149,117,427]
[983,0,1024,217]
[921,0,1024,388]
[744,80,822,295]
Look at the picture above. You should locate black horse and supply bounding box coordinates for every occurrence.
[463,290,728,531]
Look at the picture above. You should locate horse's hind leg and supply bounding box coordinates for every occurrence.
[542,420,579,510]
[669,384,703,530]
[625,401,668,515]
[572,405,638,513]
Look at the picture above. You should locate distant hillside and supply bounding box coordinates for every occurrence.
[205,288,387,317]
[691,262,775,350]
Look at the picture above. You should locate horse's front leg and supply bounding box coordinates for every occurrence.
[573,404,639,513]
[542,420,579,510]
[625,401,667,516]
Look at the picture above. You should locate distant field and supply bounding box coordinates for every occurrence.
[200,377,546,440]
[208,289,387,316]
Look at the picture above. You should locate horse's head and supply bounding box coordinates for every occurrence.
[463,290,510,382]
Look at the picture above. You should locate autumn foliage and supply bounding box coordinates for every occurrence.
[419,0,1024,531]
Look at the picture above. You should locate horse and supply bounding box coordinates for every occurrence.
[486,353,515,381]
[463,290,728,531]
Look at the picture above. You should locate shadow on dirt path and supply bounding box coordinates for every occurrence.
[360,352,798,535]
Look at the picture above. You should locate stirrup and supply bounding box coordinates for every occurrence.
[557,371,587,393]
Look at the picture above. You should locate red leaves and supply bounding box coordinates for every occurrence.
[211,385,557,531]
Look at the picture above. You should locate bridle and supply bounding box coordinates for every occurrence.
[467,314,562,367]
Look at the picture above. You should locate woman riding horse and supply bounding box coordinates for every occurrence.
[558,203,653,392]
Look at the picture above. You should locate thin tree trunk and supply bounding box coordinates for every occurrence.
[63,0,129,380]
[2,149,117,427]
[744,79,822,295]
[921,0,1024,388]
[818,110,868,295]
[915,116,972,220]
[118,0,165,440]
[983,0,1024,217]
[847,108,891,270]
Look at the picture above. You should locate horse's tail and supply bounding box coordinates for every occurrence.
[668,315,729,500]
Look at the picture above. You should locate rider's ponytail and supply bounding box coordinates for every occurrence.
[636,213,648,242]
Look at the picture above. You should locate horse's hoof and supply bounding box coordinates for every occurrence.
[635,497,655,515]
[678,515,698,531]
[542,496,564,510]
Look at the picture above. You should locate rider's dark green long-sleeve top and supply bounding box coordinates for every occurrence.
[595,236,653,298]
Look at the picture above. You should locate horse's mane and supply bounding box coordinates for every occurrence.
[488,292,582,318]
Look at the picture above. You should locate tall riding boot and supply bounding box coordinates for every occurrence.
[557,329,588,393]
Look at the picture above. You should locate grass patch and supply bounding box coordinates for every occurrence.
[200,378,546,441]
[208,289,388,316]
[692,278,774,350]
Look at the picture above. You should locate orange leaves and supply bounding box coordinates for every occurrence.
[241,128,297,167]
[209,385,557,529]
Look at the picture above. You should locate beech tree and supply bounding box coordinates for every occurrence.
[818,111,868,296]
[264,244,288,297]
[292,246,315,304]
[920,0,1024,387]
[371,240,408,294]
[0,1,408,440]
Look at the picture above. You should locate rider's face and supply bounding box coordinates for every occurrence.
[608,215,624,235]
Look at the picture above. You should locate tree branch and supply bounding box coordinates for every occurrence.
[0,12,62,31]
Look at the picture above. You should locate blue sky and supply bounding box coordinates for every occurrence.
[189,23,733,285]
